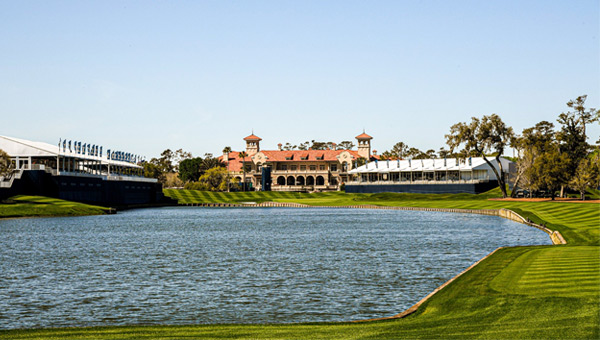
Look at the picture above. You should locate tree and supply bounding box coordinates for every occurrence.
[158,149,175,173]
[222,146,232,191]
[446,114,514,198]
[566,95,598,140]
[164,172,184,188]
[338,141,355,150]
[406,147,424,159]
[424,149,437,159]
[569,157,597,200]
[282,143,296,150]
[197,167,229,191]
[557,111,588,186]
[178,157,203,183]
[173,149,192,171]
[532,147,570,200]
[391,142,409,159]
[310,140,329,150]
[0,149,14,178]
[238,151,248,191]
[515,148,537,198]
[510,121,556,197]
[143,160,165,184]
[438,148,452,159]
[379,151,393,160]
[298,142,309,150]
[200,154,226,173]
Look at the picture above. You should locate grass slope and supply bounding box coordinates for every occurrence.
[0,195,110,218]
[2,189,599,339]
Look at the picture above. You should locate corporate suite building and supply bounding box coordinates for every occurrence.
[345,157,513,194]
[0,135,165,206]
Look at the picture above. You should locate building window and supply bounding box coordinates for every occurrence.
[281,164,287,170]
[309,165,316,171]
[330,164,337,171]
[319,165,325,170]
[300,165,306,171]
[291,165,297,170]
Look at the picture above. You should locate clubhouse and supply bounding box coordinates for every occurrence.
[220,132,379,192]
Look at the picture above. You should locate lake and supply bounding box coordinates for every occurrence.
[0,207,551,329]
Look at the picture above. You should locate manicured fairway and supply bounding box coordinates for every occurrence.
[0,195,110,218]
[1,190,598,339]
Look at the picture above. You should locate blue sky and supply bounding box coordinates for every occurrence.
[1,1,598,158]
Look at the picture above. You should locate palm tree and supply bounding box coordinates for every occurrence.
[223,146,232,192]
[238,151,248,191]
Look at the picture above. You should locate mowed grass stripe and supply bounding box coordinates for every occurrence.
[500,247,599,297]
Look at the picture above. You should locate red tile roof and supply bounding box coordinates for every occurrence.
[355,132,373,139]
[218,149,365,172]
[261,149,361,162]
[243,134,262,141]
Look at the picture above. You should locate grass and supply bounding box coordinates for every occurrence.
[1,188,599,339]
[0,195,111,218]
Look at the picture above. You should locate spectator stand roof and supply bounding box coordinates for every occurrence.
[0,135,143,169]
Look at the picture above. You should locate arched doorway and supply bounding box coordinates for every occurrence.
[287,176,296,185]
[297,176,305,185]
[277,176,286,185]
[306,176,315,186]
[316,176,325,185]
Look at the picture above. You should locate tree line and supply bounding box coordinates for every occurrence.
[139,95,598,199]
[377,95,598,199]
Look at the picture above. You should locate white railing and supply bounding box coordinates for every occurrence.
[0,169,23,188]
[346,179,491,185]
[106,175,158,183]
[271,184,337,192]
[271,170,330,175]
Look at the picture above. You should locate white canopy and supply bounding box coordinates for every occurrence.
[350,157,511,180]
[0,135,142,169]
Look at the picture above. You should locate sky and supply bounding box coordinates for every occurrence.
[1,0,598,159]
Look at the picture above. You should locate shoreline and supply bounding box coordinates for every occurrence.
[0,202,571,326]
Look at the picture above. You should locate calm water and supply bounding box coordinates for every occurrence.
[0,207,550,329]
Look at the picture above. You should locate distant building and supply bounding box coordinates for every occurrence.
[220,132,379,191]
[0,135,165,206]
[346,157,513,194]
